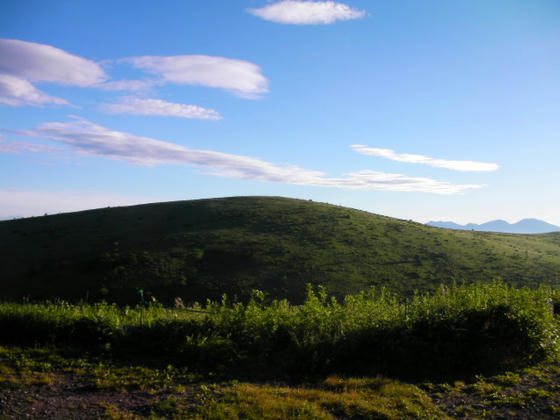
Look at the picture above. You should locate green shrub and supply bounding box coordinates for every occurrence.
[0,282,558,380]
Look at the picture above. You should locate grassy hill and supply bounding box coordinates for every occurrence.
[1,196,560,304]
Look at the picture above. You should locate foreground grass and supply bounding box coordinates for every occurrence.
[194,378,447,420]
[1,282,559,418]
[1,345,559,419]
[0,345,466,419]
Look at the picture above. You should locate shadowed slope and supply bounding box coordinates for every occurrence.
[1,196,560,304]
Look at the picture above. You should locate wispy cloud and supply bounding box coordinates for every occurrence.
[122,55,269,99]
[309,170,481,194]
[0,39,107,86]
[0,136,60,154]
[351,145,500,172]
[100,97,221,120]
[17,118,481,194]
[0,74,69,106]
[248,1,365,25]
[0,189,158,218]
[95,79,154,91]
[0,39,269,103]
[0,38,108,107]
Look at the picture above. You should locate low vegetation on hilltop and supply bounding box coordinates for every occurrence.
[2,196,560,304]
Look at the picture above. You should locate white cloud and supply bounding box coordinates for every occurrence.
[0,136,60,154]
[0,74,69,106]
[0,39,268,103]
[0,38,108,107]
[248,1,365,25]
[100,97,221,120]
[123,55,269,98]
[0,39,107,86]
[351,145,500,172]
[96,79,155,91]
[310,170,481,194]
[0,190,158,218]
[19,118,481,194]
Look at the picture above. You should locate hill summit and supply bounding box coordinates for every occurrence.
[2,196,560,304]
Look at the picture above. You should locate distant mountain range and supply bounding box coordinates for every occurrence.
[427,218,560,234]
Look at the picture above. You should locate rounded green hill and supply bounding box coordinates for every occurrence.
[1,196,559,304]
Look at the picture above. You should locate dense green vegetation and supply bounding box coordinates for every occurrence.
[1,282,558,380]
[2,196,560,304]
[1,282,559,418]
[3,196,560,417]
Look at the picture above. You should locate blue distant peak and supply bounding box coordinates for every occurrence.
[427,218,560,234]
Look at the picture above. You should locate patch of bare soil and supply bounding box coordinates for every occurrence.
[428,363,560,419]
[0,373,193,419]
[2,363,560,419]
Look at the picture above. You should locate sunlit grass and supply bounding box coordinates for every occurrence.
[155,377,448,420]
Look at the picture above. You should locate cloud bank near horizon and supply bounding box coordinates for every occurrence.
[351,145,500,172]
[13,118,481,195]
[248,1,365,25]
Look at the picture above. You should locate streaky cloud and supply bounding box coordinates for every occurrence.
[0,38,107,86]
[0,74,69,107]
[0,137,60,154]
[95,79,155,91]
[0,38,107,107]
[100,97,222,120]
[0,39,267,103]
[122,55,269,98]
[351,145,500,172]
[18,118,481,194]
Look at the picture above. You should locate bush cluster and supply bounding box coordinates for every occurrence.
[1,282,558,379]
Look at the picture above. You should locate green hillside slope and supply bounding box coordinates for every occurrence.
[1,196,560,304]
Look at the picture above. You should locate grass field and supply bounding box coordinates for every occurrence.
[2,196,560,304]
[3,197,560,418]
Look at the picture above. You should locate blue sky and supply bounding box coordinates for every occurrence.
[1,0,559,224]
